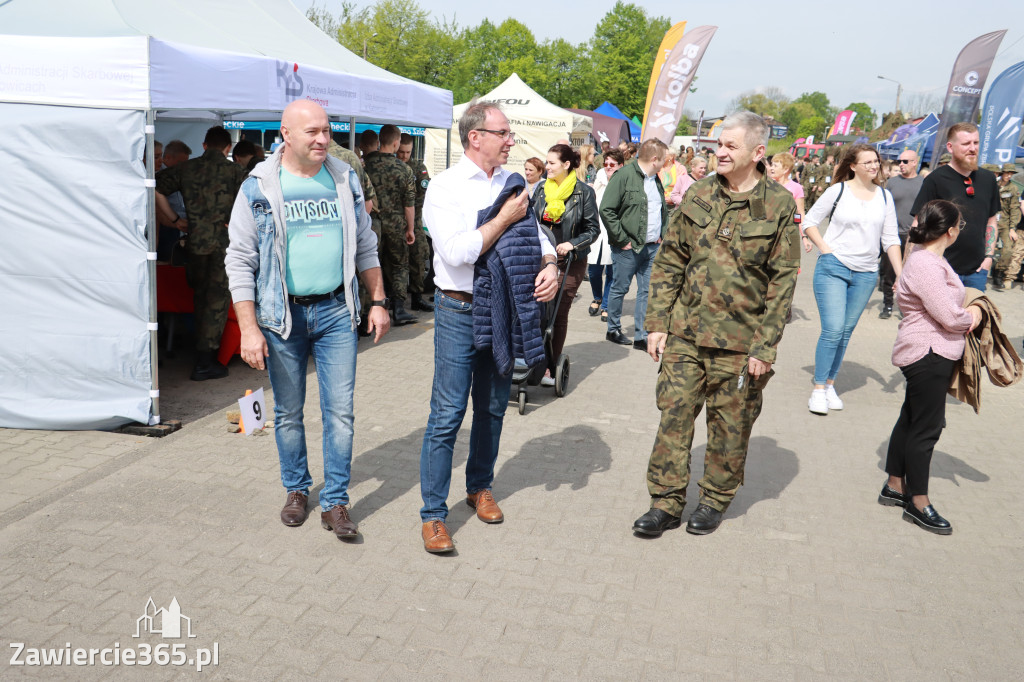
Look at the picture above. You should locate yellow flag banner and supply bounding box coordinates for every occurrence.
[642,25,718,145]
[641,21,687,130]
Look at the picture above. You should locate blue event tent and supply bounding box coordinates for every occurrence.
[595,102,641,143]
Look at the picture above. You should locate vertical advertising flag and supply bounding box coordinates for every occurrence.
[641,25,718,146]
[979,61,1024,165]
[642,21,687,131]
[932,30,1007,162]
[830,110,857,136]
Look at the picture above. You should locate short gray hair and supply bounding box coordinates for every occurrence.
[720,111,768,150]
[459,100,503,148]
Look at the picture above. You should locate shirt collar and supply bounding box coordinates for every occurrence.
[456,155,508,182]
[713,160,770,219]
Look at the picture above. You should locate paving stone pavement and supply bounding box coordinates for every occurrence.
[2,248,1023,680]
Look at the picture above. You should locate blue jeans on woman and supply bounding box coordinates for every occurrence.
[588,263,614,310]
[420,290,512,522]
[264,294,358,511]
[812,253,877,385]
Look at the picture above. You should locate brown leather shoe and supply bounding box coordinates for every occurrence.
[421,520,455,553]
[280,491,309,527]
[466,489,504,523]
[320,505,357,538]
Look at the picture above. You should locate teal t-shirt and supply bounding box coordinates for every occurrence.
[280,165,344,296]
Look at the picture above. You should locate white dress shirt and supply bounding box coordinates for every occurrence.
[643,172,662,243]
[423,155,555,293]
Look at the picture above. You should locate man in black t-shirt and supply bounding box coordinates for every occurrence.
[911,122,1000,291]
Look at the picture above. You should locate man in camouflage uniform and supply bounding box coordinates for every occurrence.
[330,138,380,330]
[814,153,836,208]
[991,163,1023,290]
[632,111,800,538]
[398,133,434,311]
[801,155,822,208]
[364,124,418,324]
[156,125,245,381]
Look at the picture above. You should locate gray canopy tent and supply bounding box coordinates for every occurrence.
[0,0,453,429]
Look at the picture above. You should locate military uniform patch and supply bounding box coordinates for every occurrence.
[693,195,712,212]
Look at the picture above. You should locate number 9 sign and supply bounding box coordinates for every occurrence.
[239,388,267,434]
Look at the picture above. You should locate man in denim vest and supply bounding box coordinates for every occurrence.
[225,100,389,541]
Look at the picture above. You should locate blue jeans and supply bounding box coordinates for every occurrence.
[958,268,988,291]
[264,294,357,511]
[812,254,877,384]
[607,242,659,341]
[587,263,614,310]
[419,290,512,521]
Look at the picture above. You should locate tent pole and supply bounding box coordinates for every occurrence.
[146,109,161,425]
[348,116,356,150]
[446,128,451,169]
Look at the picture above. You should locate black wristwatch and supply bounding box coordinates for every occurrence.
[370,298,390,308]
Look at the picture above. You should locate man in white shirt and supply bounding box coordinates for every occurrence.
[419,102,559,554]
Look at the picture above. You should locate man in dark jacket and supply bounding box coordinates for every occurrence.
[600,139,669,351]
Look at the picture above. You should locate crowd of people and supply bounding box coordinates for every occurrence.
[156,101,1021,551]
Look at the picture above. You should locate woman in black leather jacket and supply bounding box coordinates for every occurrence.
[532,144,600,385]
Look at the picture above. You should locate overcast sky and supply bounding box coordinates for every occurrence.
[297,0,1024,126]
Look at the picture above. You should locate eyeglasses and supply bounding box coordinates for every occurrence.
[857,160,880,167]
[964,176,975,197]
[604,161,619,168]
[475,128,515,142]
[897,159,914,165]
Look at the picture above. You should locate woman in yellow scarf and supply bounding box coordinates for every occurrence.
[532,144,600,386]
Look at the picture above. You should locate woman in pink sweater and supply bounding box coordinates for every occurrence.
[880,200,982,535]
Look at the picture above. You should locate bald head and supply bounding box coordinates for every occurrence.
[281,100,330,175]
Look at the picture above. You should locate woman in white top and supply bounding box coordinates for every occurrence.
[803,144,903,415]
[586,149,624,320]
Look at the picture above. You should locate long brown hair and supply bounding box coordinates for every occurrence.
[832,143,884,188]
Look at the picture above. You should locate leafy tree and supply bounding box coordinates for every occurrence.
[728,87,789,119]
[794,91,835,122]
[843,102,876,132]
[535,38,594,110]
[794,116,826,140]
[589,2,671,120]
[779,102,816,132]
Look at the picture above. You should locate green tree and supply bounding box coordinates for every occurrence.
[794,91,835,122]
[728,86,789,119]
[794,116,826,140]
[535,38,594,110]
[843,102,876,132]
[779,102,816,132]
[589,2,671,120]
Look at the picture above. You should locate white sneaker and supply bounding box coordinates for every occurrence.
[540,370,555,387]
[825,385,844,410]
[808,389,828,415]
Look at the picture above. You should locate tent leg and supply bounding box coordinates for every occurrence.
[348,116,356,151]
[146,109,161,425]
[446,128,451,169]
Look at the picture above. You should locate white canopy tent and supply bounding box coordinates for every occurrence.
[0,0,453,430]
[423,73,592,177]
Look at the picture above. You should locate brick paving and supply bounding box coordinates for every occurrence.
[2,248,1023,679]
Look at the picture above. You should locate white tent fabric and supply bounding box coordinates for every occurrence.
[423,74,592,177]
[0,0,454,430]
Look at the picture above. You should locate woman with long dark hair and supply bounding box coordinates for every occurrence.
[802,143,902,414]
[532,144,600,385]
[880,200,982,534]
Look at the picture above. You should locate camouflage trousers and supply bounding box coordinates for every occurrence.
[359,218,383,319]
[994,225,1013,274]
[185,251,230,354]
[378,215,410,301]
[408,226,432,296]
[646,337,771,515]
[1004,236,1024,280]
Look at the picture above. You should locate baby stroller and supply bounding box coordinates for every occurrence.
[511,250,575,415]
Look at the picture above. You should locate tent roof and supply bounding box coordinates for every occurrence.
[595,101,640,142]
[568,109,630,146]
[455,73,591,135]
[0,0,452,126]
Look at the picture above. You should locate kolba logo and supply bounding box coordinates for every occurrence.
[276,61,304,100]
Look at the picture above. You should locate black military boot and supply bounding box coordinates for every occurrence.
[410,295,434,312]
[190,351,228,381]
[992,271,1006,291]
[393,300,417,326]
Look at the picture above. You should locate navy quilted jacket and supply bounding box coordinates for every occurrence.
[473,174,546,376]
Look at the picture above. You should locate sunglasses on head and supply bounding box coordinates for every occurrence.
[964,176,974,197]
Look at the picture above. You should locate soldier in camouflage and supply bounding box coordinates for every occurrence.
[801,156,822,208]
[1000,165,1024,288]
[815,154,836,209]
[330,138,379,330]
[364,124,418,324]
[398,133,434,312]
[990,163,1022,290]
[632,111,800,538]
[155,125,245,381]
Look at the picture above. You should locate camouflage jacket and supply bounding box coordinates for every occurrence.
[328,140,376,206]
[817,163,835,189]
[405,158,431,228]
[800,162,820,191]
[155,148,245,255]
[999,181,1022,230]
[645,163,801,364]
[363,151,415,219]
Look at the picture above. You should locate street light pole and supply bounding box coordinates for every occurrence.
[877,75,903,115]
[362,32,379,61]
